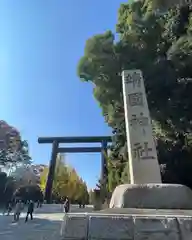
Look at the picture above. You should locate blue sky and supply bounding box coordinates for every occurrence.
[0,0,126,188]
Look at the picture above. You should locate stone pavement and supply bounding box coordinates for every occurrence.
[0,204,94,240]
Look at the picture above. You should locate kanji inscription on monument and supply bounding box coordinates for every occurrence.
[129,112,149,127]
[129,112,149,135]
[124,71,141,88]
[128,93,143,106]
[133,142,155,161]
[122,69,162,184]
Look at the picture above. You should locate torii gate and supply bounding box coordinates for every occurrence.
[38,136,112,203]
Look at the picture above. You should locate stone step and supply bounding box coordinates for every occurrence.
[61,209,192,240]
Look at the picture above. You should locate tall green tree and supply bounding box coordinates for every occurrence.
[0,139,31,167]
[0,172,16,204]
[40,154,89,203]
[78,1,192,189]
[13,184,43,202]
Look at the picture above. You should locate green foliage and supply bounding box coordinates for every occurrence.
[99,150,130,193]
[0,140,31,167]
[13,185,43,202]
[0,172,17,205]
[0,170,41,205]
[78,0,192,189]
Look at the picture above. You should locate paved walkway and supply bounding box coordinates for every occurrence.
[0,204,93,240]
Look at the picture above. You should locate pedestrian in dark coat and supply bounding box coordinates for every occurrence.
[63,197,70,213]
[25,200,34,222]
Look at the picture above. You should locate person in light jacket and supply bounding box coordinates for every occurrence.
[14,200,22,222]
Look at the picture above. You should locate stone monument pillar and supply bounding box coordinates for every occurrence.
[61,69,192,240]
[122,69,161,184]
[109,69,192,209]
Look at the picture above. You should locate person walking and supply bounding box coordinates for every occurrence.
[25,200,34,222]
[7,202,12,216]
[13,200,22,222]
[63,197,70,213]
[37,200,40,208]
[3,201,12,216]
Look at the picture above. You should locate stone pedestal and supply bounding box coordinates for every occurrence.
[109,184,192,209]
[60,184,192,239]
[61,210,192,240]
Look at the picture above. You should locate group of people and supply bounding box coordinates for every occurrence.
[3,196,72,223]
[63,197,86,212]
[3,199,36,222]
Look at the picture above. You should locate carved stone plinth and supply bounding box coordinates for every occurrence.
[109,184,192,209]
[61,210,192,240]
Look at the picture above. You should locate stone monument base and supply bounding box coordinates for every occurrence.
[61,184,192,239]
[61,209,192,239]
[109,183,192,209]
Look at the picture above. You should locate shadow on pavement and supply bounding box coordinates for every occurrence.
[0,214,63,240]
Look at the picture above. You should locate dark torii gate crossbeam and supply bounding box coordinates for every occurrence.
[38,136,112,203]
